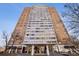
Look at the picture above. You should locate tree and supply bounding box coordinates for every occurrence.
[2,31,8,53]
[63,3,79,42]
[70,35,79,47]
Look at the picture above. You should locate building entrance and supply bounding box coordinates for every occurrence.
[34,45,46,55]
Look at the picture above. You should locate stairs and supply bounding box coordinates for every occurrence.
[34,53,47,56]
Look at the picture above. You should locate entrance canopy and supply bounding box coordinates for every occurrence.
[22,40,57,44]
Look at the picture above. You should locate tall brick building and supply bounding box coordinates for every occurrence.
[7,5,73,56]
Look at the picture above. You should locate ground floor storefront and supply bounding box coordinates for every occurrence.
[7,44,74,56]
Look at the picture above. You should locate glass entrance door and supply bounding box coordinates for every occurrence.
[34,45,46,55]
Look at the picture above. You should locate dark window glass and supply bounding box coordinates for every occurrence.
[49,37,56,39]
[49,25,52,27]
[36,37,40,39]
[27,34,29,36]
[35,31,39,32]
[36,28,40,29]
[30,37,35,39]
[31,34,35,36]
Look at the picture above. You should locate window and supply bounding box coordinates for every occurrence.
[35,31,44,32]
[19,24,22,27]
[49,25,52,27]
[31,34,35,36]
[40,25,44,27]
[49,37,56,39]
[47,41,52,43]
[30,37,35,39]
[15,34,19,37]
[36,28,40,29]
[36,37,40,39]
[27,34,29,36]
[24,24,26,27]
[35,31,39,32]
[28,25,31,27]
[40,23,44,24]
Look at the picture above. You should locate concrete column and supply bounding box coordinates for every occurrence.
[70,48,72,54]
[21,46,23,53]
[9,49,11,53]
[46,45,49,56]
[31,45,34,56]
[15,48,17,53]
[39,48,41,54]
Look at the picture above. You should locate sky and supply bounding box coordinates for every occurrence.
[0,3,66,47]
